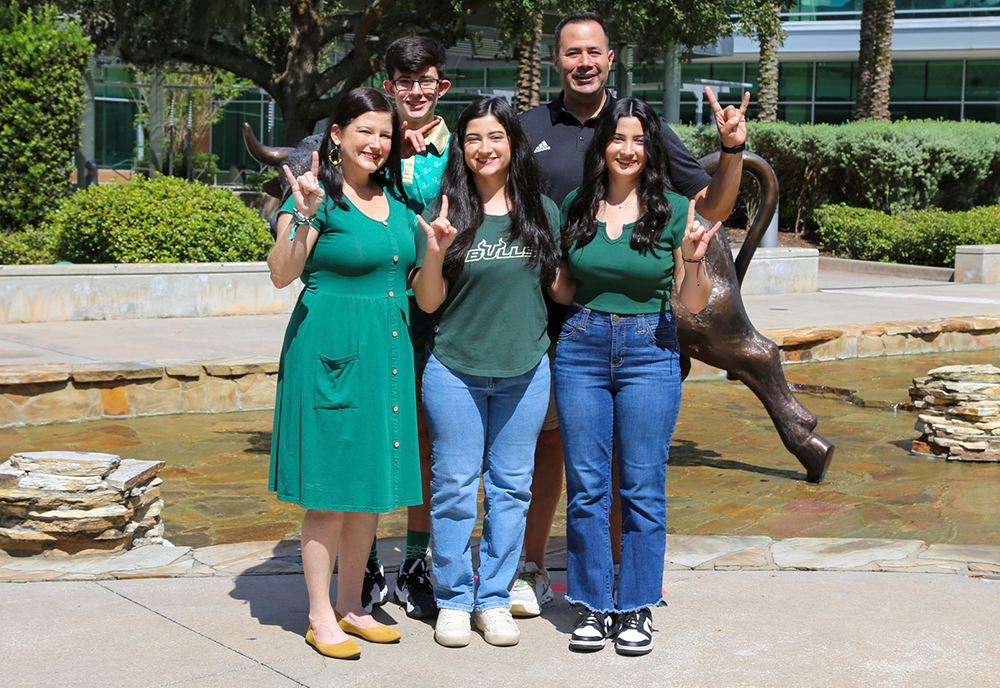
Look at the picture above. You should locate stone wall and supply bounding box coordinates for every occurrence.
[0,356,277,427]
[2,317,998,426]
[766,316,1000,365]
[910,364,1000,461]
[0,451,165,555]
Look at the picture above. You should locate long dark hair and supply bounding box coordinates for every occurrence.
[437,97,558,285]
[316,87,405,210]
[563,98,673,256]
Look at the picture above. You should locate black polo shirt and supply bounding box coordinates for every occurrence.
[519,90,712,206]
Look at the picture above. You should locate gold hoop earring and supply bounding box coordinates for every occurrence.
[329,145,341,167]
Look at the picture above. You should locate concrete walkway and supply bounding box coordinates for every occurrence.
[2,265,1000,687]
[1,269,999,366]
[2,536,999,688]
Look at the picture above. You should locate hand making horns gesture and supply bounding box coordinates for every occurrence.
[282,150,325,218]
[681,198,722,263]
[401,118,442,157]
[705,86,750,149]
[416,195,458,256]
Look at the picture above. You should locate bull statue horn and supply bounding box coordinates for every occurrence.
[242,123,297,167]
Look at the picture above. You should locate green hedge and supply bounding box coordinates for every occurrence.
[813,203,1000,267]
[46,175,273,263]
[0,5,91,230]
[672,120,1000,233]
[0,229,56,265]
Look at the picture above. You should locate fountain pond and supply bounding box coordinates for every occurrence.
[1,349,997,549]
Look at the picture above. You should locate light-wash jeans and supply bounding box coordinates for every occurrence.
[422,350,550,611]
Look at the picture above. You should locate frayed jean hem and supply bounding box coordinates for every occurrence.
[565,594,617,615]
[566,594,667,614]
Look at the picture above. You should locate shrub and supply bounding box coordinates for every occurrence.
[813,203,1000,267]
[0,229,57,265]
[47,175,273,263]
[671,120,1000,233]
[0,5,92,229]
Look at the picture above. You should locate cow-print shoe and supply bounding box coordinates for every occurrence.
[614,608,653,656]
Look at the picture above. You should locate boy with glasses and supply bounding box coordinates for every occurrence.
[361,35,452,620]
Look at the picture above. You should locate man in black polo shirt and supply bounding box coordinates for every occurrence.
[509,9,749,619]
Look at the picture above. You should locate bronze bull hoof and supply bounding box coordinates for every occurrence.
[800,433,835,483]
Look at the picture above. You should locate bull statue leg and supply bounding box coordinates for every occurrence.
[672,152,835,483]
[674,233,834,483]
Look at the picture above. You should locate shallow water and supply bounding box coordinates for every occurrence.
[1,349,997,548]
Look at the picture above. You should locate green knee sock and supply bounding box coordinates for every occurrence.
[369,536,380,565]
[404,530,430,562]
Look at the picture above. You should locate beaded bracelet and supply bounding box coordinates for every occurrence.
[288,207,316,241]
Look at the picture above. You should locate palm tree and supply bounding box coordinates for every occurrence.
[855,0,894,121]
[755,1,784,122]
[514,9,543,113]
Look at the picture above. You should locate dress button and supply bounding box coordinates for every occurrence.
[394,441,400,448]
[388,290,394,297]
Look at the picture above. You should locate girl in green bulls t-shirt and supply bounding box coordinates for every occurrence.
[411,97,562,648]
[552,97,721,656]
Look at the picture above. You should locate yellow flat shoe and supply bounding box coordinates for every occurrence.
[306,626,362,659]
[336,616,401,644]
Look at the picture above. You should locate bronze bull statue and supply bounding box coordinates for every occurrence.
[243,124,835,483]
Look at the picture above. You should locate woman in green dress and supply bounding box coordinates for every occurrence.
[268,88,422,659]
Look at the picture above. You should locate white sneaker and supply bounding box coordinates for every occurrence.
[475,607,520,646]
[509,562,553,617]
[435,608,471,647]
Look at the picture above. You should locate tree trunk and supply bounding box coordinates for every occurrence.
[856,0,894,121]
[513,10,542,114]
[756,2,782,123]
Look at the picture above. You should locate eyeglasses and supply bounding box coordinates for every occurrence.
[392,77,441,92]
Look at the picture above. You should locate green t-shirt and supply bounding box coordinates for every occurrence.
[416,197,560,377]
[561,189,690,315]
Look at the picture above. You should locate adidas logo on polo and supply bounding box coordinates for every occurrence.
[533,140,551,153]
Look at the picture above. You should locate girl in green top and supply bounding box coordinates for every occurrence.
[411,97,561,648]
[552,97,721,656]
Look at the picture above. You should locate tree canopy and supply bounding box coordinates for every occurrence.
[66,0,491,144]
[55,0,784,145]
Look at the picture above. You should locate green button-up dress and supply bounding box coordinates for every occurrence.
[269,189,421,512]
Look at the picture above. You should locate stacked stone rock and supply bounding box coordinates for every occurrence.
[0,451,166,554]
[910,364,1000,462]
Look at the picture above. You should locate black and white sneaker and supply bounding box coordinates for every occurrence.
[614,608,654,656]
[569,610,616,652]
[392,557,438,619]
[361,559,388,612]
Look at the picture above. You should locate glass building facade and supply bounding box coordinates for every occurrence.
[88,0,1000,173]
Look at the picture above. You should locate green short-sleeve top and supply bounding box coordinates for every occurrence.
[561,189,690,315]
[416,196,560,377]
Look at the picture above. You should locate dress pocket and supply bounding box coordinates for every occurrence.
[314,352,361,409]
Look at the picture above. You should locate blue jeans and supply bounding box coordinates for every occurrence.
[422,351,550,611]
[554,305,682,613]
